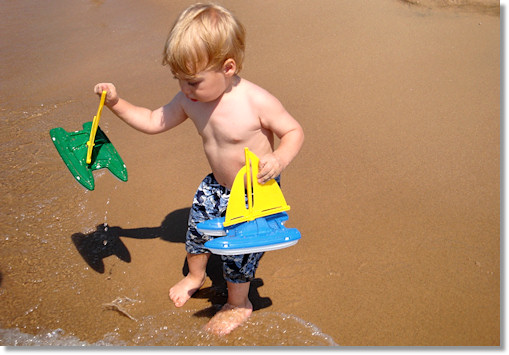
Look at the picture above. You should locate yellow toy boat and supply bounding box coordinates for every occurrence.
[197,148,301,255]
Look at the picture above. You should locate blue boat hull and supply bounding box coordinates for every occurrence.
[197,212,301,255]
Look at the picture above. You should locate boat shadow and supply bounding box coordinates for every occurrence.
[70,207,272,312]
[71,207,191,274]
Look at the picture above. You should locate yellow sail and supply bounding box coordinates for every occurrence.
[223,148,290,227]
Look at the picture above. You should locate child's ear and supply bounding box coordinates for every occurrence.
[223,59,236,77]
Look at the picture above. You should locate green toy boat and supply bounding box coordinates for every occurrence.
[49,91,127,190]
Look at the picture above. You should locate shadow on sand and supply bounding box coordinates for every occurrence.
[71,208,191,274]
[71,207,272,311]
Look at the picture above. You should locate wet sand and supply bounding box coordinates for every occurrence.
[0,0,500,346]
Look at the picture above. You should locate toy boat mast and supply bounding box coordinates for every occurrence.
[223,148,291,227]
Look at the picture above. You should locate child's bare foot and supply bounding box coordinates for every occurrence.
[169,274,205,307]
[203,301,253,336]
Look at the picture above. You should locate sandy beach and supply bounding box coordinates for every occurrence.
[0,0,500,346]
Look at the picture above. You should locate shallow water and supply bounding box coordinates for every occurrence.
[0,311,337,346]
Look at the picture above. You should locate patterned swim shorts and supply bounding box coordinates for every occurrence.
[186,173,273,284]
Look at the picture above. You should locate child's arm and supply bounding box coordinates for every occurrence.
[94,83,187,134]
[255,91,305,184]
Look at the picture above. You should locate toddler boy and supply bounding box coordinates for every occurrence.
[95,3,304,335]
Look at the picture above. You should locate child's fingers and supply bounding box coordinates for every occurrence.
[257,163,268,183]
[93,83,119,107]
[94,85,105,97]
[94,83,112,95]
[257,159,277,183]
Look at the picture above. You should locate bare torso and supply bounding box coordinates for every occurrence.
[181,78,274,188]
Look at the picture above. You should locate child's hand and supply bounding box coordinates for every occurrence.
[94,83,119,107]
[258,153,284,184]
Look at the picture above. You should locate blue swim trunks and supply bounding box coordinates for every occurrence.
[187,173,275,284]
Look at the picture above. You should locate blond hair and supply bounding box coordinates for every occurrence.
[162,3,245,78]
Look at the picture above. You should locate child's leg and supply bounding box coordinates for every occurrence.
[204,252,263,335]
[204,280,252,336]
[169,252,210,307]
[170,174,228,307]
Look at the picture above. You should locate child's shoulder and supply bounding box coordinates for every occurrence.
[239,77,268,94]
[238,78,280,106]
